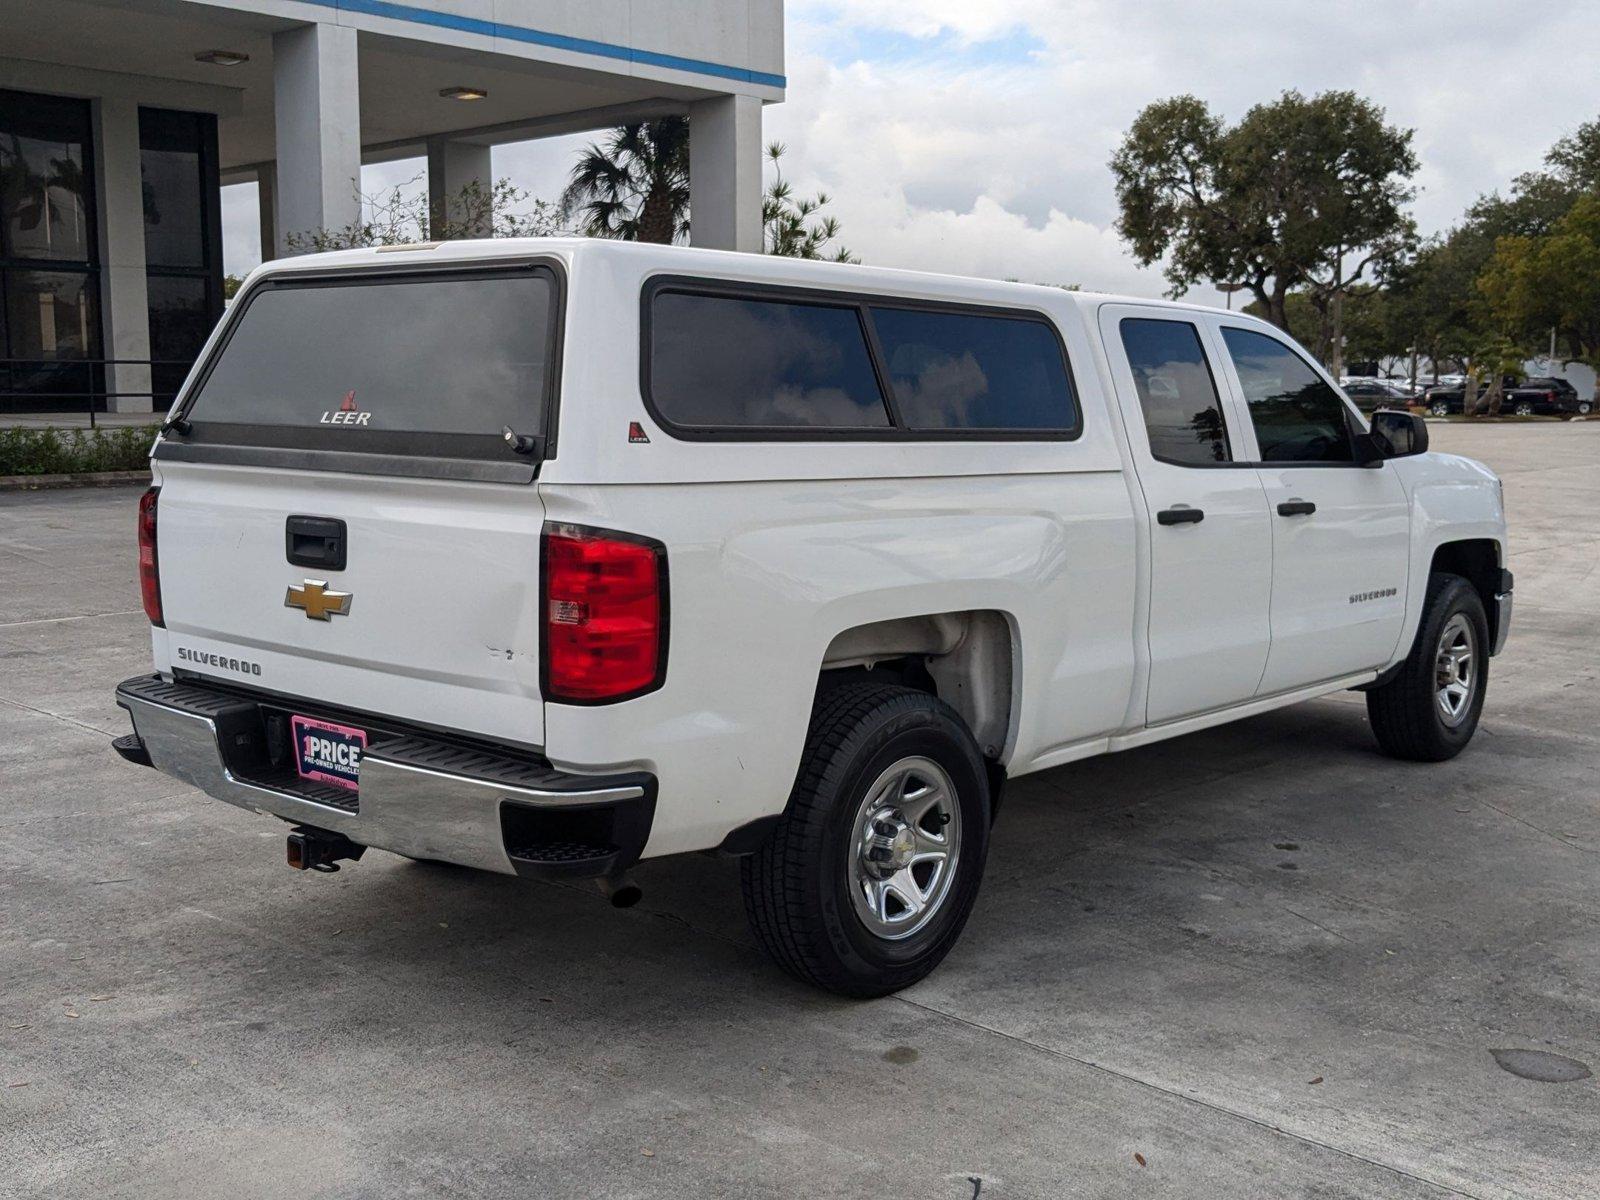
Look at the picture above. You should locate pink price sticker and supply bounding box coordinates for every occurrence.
[290,714,367,792]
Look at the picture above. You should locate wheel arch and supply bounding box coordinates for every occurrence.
[1429,538,1506,649]
[818,609,1019,767]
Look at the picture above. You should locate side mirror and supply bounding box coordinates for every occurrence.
[1370,408,1429,458]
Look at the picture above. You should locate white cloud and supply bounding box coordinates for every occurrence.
[225,0,1598,308]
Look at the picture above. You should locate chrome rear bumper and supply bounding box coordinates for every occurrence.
[115,675,655,878]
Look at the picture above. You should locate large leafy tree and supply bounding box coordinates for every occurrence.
[1111,90,1418,364]
[560,118,690,244]
[1479,194,1600,401]
[1379,231,1495,380]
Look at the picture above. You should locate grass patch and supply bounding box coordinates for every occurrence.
[0,425,161,476]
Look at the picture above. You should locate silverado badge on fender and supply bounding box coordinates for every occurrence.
[285,580,352,621]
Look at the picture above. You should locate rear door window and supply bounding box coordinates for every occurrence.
[1118,318,1230,464]
[180,267,559,461]
[1219,327,1356,463]
[648,291,890,429]
[868,307,1077,432]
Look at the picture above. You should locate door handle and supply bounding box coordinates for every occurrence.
[1156,506,1205,526]
[1276,499,1316,517]
[286,515,348,570]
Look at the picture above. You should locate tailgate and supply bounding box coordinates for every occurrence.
[145,260,563,747]
[153,459,546,747]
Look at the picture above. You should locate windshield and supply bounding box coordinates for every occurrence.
[180,267,558,461]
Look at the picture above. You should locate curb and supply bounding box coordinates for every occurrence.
[0,469,152,492]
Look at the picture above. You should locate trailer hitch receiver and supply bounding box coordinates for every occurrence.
[287,826,366,873]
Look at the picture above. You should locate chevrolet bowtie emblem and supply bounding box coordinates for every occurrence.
[285,580,353,621]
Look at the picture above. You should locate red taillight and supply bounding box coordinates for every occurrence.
[541,524,666,703]
[138,486,163,627]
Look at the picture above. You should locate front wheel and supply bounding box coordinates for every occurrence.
[1514,400,1534,416]
[741,683,991,997]
[1429,400,1450,417]
[1366,574,1489,762]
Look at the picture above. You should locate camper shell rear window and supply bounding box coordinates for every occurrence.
[159,263,562,481]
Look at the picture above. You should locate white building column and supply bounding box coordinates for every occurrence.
[689,94,762,252]
[256,162,278,263]
[93,96,153,414]
[426,139,493,238]
[272,22,362,255]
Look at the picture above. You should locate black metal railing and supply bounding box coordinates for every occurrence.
[1,357,193,428]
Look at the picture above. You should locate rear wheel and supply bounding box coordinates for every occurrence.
[1514,400,1534,416]
[1429,400,1450,417]
[741,683,991,997]
[1578,400,1594,416]
[1366,574,1489,762]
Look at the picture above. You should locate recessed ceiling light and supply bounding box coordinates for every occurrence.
[194,49,250,67]
[439,86,488,101]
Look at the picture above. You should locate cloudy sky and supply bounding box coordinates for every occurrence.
[222,0,1597,304]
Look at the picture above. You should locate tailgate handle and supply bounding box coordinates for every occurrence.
[286,516,347,572]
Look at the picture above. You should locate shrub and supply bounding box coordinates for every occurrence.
[0,425,161,476]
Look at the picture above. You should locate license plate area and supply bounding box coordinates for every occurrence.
[290,714,367,793]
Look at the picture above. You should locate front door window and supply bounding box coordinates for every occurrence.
[1219,326,1356,462]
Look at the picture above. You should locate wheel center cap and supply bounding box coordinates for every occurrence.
[864,814,916,876]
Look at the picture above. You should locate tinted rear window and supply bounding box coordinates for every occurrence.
[869,307,1077,431]
[185,269,557,456]
[1118,318,1230,464]
[648,291,890,429]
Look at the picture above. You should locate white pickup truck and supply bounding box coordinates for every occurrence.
[114,239,1511,997]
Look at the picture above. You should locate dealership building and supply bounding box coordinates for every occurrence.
[0,0,784,415]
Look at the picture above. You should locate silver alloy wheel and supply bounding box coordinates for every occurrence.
[1515,401,1533,416]
[1435,613,1477,727]
[1430,401,1449,417]
[847,756,962,940]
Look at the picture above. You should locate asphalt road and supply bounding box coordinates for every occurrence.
[3,422,1597,1199]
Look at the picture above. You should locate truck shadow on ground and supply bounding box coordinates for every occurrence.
[222,691,1474,1017]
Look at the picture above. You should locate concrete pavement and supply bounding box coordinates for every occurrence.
[2,422,1597,1198]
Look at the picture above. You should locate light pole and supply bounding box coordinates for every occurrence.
[1216,281,1247,311]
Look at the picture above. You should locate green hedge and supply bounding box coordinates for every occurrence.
[0,425,161,476]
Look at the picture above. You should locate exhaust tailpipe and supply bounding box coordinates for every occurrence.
[597,874,642,908]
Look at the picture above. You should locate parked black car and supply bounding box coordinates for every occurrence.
[1526,377,1593,416]
[1424,376,1591,417]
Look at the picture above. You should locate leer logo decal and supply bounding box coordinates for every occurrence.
[285,580,353,620]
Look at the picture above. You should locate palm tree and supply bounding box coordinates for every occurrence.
[762,142,856,262]
[560,118,689,244]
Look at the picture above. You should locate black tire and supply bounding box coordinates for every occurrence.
[741,683,991,998]
[1578,401,1593,416]
[1366,574,1489,762]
